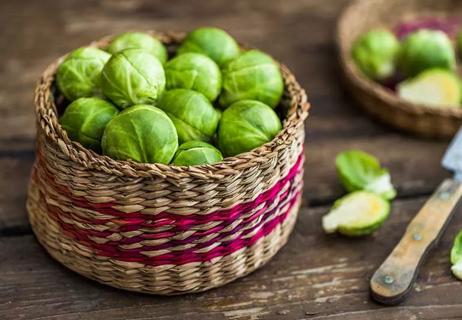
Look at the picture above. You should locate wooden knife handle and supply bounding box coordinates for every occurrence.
[370,179,462,305]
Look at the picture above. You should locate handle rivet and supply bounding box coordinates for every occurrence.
[383,275,394,285]
[412,233,422,241]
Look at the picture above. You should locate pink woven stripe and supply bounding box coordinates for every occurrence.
[35,153,304,266]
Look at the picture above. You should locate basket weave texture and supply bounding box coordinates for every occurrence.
[27,31,310,295]
[337,0,462,139]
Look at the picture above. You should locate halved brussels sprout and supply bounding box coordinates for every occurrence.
[107,32,168,64]
[172,141,223,166]
[217,100,282,157]
[56,47,111,101]
[397,69,461,107]
[336,150,396,200]
[165,53,222,101]
[157,89,221,144]
[322,191,390,236]
[451,230,462,280]
[59,97,118,152]
[101,49,165,109]
[351,29,400,80]
[398,30,456,77]
[219,50,284,109]
[102,104,178,164]
[177,27,240,66]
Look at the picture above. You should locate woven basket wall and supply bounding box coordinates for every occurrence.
[337,0,462,139]
[27,31,310,295]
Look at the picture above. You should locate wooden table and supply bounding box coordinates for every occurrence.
[1,0,461,319]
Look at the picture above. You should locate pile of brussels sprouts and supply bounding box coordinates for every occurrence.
[351,20,462,108]
[57,27,285,166]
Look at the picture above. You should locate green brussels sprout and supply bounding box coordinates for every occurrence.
[157,89,221,144]
[217,100,282,157]
[172,141,223,166]
[322,191,391,236]
[59,97,118,152]
[177,27,240,66]
[219,50,284,109]
[101,49,165,109]
[398,30,456,77]
[102,104,178,164]
[451,230,462,280]
[351,29,400,80]
[165,53,221,101]
[56,47,111,101]
[397,69,461,107]
[336,150,396,200]
[107,32,168,64]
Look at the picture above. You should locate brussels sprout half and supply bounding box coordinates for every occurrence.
[101,49,166,109]
[59,97,118,152]
[157,89,221,144]
[177,27,240,66]
[56,47,111,101]
[398,29,456,77]
[102,104,178,164]
[336,150,397,200]
[217,100,282,157]
[397,69,462,108]
[351,29,400,80]
[322,191,391,236]
[172,141,223,166]
[451,230,462,280]
[165,53,222,101]
[107,32,168,64]
[219,50,284,109]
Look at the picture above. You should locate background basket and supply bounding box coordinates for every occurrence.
[337,0,462,140]
[27,31,310,295]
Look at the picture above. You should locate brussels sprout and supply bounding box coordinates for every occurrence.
[398,30,456,77]
[322,191,391,236]
[101,49,165,109]
[397,69,461,107]
[157,89,221,144]
[177,27,240,66]
[217,100,282,157]
[451,230,462,280]
[351,29,400,80]
[336,150,396,200]
[102,104,178,164]
[219,50,284,109]
[165,53,221,101]
[56,47,111,101]
[59,97,118,152]
[107,32,168,64]
[172,141,223,166]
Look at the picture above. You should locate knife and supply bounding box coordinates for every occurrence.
[370,127,462,305]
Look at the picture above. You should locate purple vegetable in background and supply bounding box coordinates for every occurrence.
[395,17,460,39]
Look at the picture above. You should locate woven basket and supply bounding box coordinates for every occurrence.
[337,0,462,139]
[27,31,310,295]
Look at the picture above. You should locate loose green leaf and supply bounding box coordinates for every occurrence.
[336,150,396,200]
[102,104,178,164]
[172,141,223,166]
[322,191,391,236]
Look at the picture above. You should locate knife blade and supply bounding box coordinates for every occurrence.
[370,127,462,305]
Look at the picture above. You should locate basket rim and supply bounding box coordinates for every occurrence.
[336,0,462,119]
[34,30,310,179]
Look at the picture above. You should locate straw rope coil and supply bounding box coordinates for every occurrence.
[27,31,310,294]
[337,0,462,139]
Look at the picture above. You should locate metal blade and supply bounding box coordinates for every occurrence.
[442,127,462,181]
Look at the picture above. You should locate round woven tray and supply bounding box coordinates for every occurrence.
[337,0,462,139]
[27,31,310,295]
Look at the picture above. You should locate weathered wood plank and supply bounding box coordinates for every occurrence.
[1,198,462,320]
